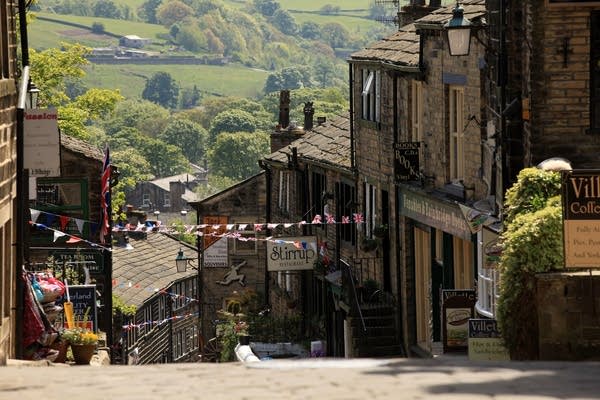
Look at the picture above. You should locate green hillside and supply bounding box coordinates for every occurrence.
[82,63,269,99]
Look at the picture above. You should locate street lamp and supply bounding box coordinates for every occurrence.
[444,2,472,56]
[175,248,196,273]
[27,81,40,109]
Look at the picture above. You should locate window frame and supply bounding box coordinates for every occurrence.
[448,86,465,182]
[361,69,381,123]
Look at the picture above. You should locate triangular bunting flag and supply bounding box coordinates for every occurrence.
[30,209,41,223]
[75,218,85,234]
[59,215,69,230]
[53,231,66,242]
[66,236,83,244]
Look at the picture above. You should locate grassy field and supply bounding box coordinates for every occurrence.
[82,63,269,100]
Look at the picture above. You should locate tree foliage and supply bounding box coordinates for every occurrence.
[159,118,207,164]
[156,0,195,26]
[496,168,564,360]
[142,72,180,109]
[139,137,191,178]
[209,109,257,141]
[138,0,162,23]
[208,131,269,181]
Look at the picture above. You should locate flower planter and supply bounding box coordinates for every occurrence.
[238,335,251,346]
[71,343,96,365]
[50,340,68,363]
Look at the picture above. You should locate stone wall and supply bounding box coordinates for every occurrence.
[537,271,600,360]
[527,1,600,167]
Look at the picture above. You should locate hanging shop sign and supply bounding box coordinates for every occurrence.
[468,319,510,361]
[442,289,476,353]
[561,170,600,268]
[204,236,228,268]
[203,215,228,250]
[24,108,60,177]
[399,187,472,240]
[267,236,317,271]
[394,142,420,182]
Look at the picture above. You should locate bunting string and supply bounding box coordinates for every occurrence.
[122,312,199,332]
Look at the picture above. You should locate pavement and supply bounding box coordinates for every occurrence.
[2,357,600,400]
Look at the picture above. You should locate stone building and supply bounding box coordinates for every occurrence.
[0,0,19,364]
[189,173,268,342]
[349,0,488,357]
[112,232,199,364]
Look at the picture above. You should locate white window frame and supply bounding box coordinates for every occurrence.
[476,229,501,318]
[361,69,380,123]
[449,86,465,182]
[411,80,424,161]
[142,193,150,207]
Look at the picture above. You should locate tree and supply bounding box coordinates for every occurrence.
[300,21,321,40]
[30,43,90,107]
[72,88,124,121]
[177,23,207,52]
[179,85,201,109]
[91,22,105,34]
[253,0,280,16]
[138,0,162,23]
[139,137,191,178]
[93,0,122,19]
[263,66,312,94]
[208,131,269,181]
[321,22,350,49]
[271,9,297,35]
[156,0,195,27]
[159,118,208,163]
[209,109,257,142]
[142,72,180,109]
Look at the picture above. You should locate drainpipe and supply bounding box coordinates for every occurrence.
[258,160,271,309]
[348,63,355,172]
[15,0,32,360]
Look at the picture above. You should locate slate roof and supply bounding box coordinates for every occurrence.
[414,0,486,26]
[350,24,420,68]
[112,233,198,307]
[350,0,486,67]
[263,114,351,171]
[61,134,103,161]
[150,173,201,203]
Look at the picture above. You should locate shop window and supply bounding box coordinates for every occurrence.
[453,236,474,289]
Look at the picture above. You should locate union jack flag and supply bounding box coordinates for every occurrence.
[100,146,111,244]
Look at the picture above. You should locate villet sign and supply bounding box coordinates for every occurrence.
[562,170,600,268]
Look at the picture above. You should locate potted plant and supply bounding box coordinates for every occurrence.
[61,327,99,365]
[372,224,389,238]
[234,320,251,345]
[360,237,379,252]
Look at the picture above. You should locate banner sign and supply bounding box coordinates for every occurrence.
[442,289,476,353]
[24,108,60,177]
[63,284,98,332]
[267,236,317,271]
[561,170,600,268]
[203,216,228,250]
[468,319,510,361]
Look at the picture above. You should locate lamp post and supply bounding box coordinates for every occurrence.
[444,2,472,56]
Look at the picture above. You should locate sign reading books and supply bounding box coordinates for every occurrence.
[468,319,510,361]
[561,170,600,268]
[267,236,317,271]
[442,289,476,353]
[394,142,420,182]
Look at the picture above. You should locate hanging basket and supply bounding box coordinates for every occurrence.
[70,343,96,365]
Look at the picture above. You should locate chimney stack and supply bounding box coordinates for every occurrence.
[303,101,314,131]
[278,90,290,129]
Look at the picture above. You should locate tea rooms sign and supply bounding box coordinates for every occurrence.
[267,236,317,271]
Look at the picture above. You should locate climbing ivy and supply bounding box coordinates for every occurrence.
[496,168,564,360]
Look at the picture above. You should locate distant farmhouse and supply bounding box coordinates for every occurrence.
[119,35,152,49]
